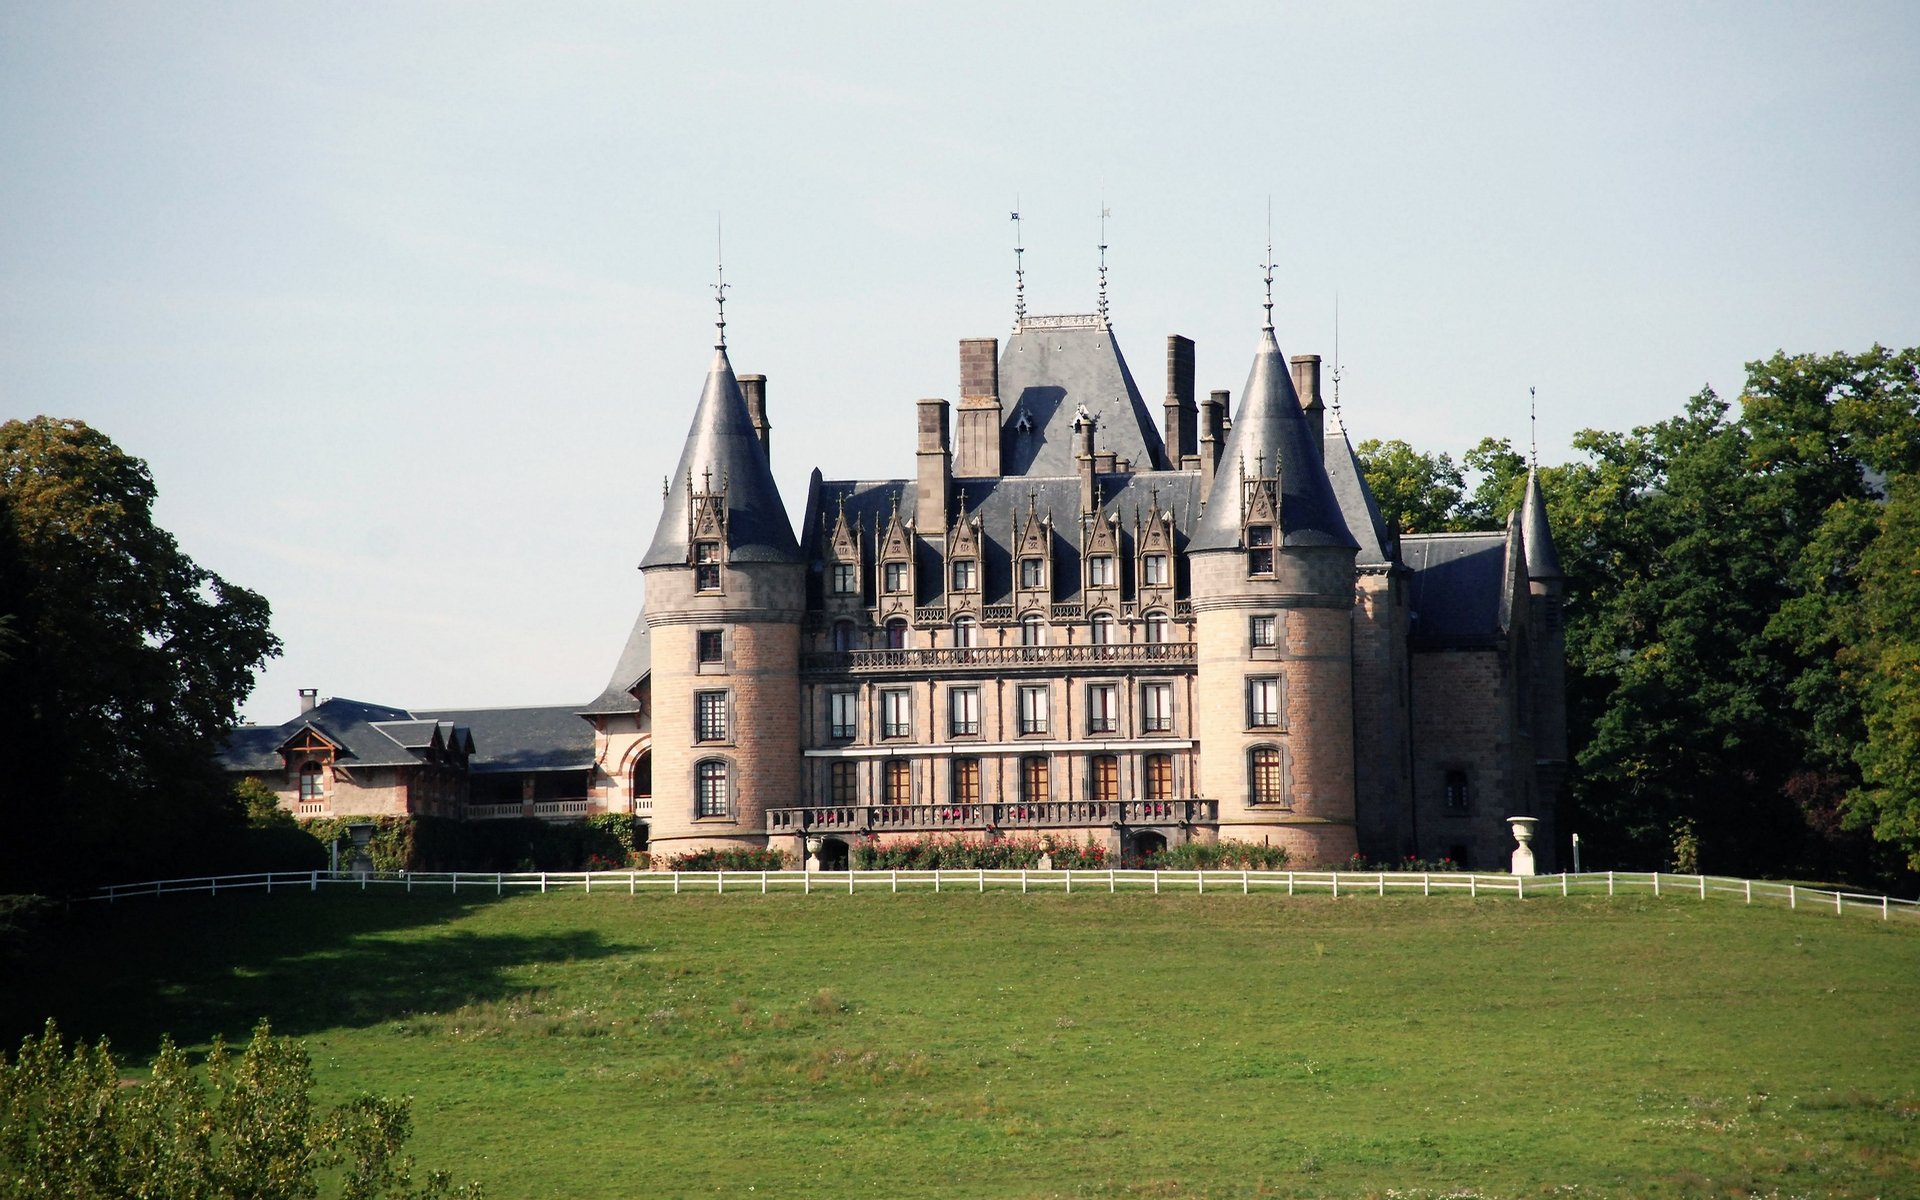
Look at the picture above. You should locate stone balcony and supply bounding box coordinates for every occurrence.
[801,641,1195,676]
[767,798,1217,837]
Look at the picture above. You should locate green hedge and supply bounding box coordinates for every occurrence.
[301,815,632,873]
[849,835,1109,870]
[1144,840,1291,870]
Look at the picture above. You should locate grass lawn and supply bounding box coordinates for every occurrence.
[7,889,1918,1199]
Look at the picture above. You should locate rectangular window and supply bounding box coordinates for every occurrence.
[1021,755,1049,804]
[695,691,729,741]
[1141,553,1168,586]
[1250,615,1276,648]
[697,629,723,665]
[695,541,722,592]
[884,759,912,804]
[1247,677,1281,729]
[1089,754,1119,804]
[829,760,858,804]
[1140,682,1173,733]
[951,559,976,591]
[832,562,856,594]
[696,760,728,817]
[1143,753,1173,800]
[1086,684,1118,734]
[951,757,981,805]
[828,691,857,740]
[949,687,980,737]
[1020,556,1044,588]
[1246,526,1274,576]
[1018,685,1050,735]
[1445,769,1469,812]
[884,561,909,593]
[881,689,912,739]
[1145,613,1169,644]
[1086,555,1114,587]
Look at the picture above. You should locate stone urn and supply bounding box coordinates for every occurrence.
[1507,816,1538,876]
[805,835,823,874]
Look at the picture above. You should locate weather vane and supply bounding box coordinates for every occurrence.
[1330,291,1343,418]
[713,215,729,348]
[1529,386,1538,468]
[1261,197,1275,333]
[1011,201,1026,327]
[1097,200,1111,326]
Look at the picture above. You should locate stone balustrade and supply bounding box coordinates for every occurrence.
[767,798,1216,836]
[802,641,1195,675]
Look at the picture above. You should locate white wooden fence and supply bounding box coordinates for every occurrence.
[87,869,1920,921]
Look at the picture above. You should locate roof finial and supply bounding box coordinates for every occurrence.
[1330,291,1343,419]
[1011,202,1026,328]
[713,215,729,349]
[1097,200,1111,327]
[1529,385,1538,468]
[1261,197,1276,334]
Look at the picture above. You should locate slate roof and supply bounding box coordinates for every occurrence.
[1190,329,1356,553]
[1323,409,1394,568]
[581,613,651,716]
[642,343,800,569]
[998,319,1169,476]
[217,697,456,771]
[1521,468,1564,580]
[416,706,595,774]
[1401,531,1514,647]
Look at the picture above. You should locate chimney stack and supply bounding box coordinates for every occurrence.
[1076,410,1099,514]
[1290,355,1323,447]
[1164,335,1197,468]
[739,374,771,460]
[953,338,1003,477]
[916,398,952,527]
[299,687,318,715]
[1200,390,1229,494]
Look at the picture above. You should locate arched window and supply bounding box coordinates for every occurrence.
[886,618,909,649]
[1089,612,1114,645]
[952,616,977,648]
[695,760,729,818]
[1143,611,1170,644]
[833,620,857,652]
[1248,745,1286,808]
[298,762,324,802]
[1021,614,1045,646]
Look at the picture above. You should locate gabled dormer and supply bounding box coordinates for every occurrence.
[1135,489,1177,606]
[1240,456,1281,577]
[1012,492,1053,605]
[946,500,983,617]
[875,498,916,626]
[1080,491,1123,625]
[823,491,865,610]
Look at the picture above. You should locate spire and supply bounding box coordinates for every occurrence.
[1097,200,1111,327]
[641,333,800,569]
[1189,319,1356,554]
[1011,204,1026,328]
[1330,291,1342,420]
[1521,467,1564,581]
[1261,198,1275,333]
[1529,385,1538,468]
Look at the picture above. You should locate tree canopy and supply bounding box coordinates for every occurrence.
[0,418,281,894]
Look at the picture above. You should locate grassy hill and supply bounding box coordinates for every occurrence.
[7,889,1918,1198]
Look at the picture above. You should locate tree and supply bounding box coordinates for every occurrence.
[0,418,281,894]
[1353,439,1463,534]
[0,1019,480,1199]
[1844,472,1920,868]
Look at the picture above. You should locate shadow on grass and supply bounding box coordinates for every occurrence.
[1,890,630,1057]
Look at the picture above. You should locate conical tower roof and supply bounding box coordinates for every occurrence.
[642,344,800,568]
[1520,467,1563,580]
[1190,328,1356,552]
[1322,407,1393,567]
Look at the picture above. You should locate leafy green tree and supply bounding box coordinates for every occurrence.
[0,418,281,894]
[1844,473,1920,867]
[1354,439,1464,534]
[0,1020,480,1199]
[1453,436,1530,531]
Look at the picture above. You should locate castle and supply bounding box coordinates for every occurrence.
[223,265,1567,872]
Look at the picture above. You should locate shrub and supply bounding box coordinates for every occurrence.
[664,847,791,871]
[1344,853,1464,872]
[849,835,1109,870]
[1145,840,1291,870]
[585,813,646,865]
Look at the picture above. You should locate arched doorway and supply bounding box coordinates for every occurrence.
[1130,830,1168,863]
[817,837,850,871]
[631,751,651,810]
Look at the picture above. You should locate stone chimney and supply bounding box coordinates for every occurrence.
[953,338,1002,477]
[739,374,770,460]
[298,687,318,714]
[1200,390,1229,495]
[1164,335,1197,468]
[1290,355,1323,447]
[1075,409,1098,515]
[916,398,952,527]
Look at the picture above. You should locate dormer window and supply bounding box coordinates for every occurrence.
[1020,556,1045,589]
[832,563,857,595]
[950,558,976,591]
[695,541,722,591]
[1246,526,1274,576]
[1141,553,1169,586]
[1086,555,1114,587]
[884,561,909,593]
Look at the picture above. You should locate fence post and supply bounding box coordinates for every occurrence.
[848,870,854,895]
[497,873,503,896]
[891,870,897,894]
[1065,871,1072,896]
[1562,874,1568,898]
[584,873,590,895]
[1699,875,1706,900]
[211,877,217,896]
[1469,875,1476,899]
[1883,895,1889,921]
[675,872,682,895]
[1745,879,1751,904]
[977,870,983,893]
[934,870,941,894]
[764,871,770,895]
[1197,870,1205,896]
[1607,870,1614,897]
[630,872,636,896]
[804,871,810,895]
[1243,870,1250,895]
[718,872,725,895]
[1288,872,1295,897]
[1835,890,1842,915]
[1789,884,1796,910]
[1332,873,1338,899]
[407,873,412,894]
[1154,871,1160,896]
[1109,869,1116,894]
[311,870,318,893]
[1653,873,1660,898]
[1379,873,1386,898]
[1423,873,1430,897]
[540,872,548,894]
[1021,869,1028,894]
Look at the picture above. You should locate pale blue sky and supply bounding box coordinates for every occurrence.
[3,2,1916,723]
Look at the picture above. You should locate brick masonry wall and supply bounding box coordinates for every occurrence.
[1408,647,1544,870]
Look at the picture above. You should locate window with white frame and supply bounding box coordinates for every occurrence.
[695,690,729,741]
[828,690,857,740]
[1246,526,1274,576]
[1021,614,1045,646]
[952,617,977,648]
[881,689,913,739]
[1247,677,1281,728]
[1250,614,1276,648]
[1144,611,1170,644]
[1086,683,1118,734]
[1140,682,1173,733]
[298,762,324,802]
[949,687,980,736]
[1018,685,1049,735]
[695,759,728,817]
[695,541,722,591]
[1020,556,1045,589]
[1089,612,1114,644]
[1086,555,1114,587]
[1141,553,1169,586]
[884,561,909,593]
[832,562,857,595]
[951,558,976,591]
[886,618,909,649]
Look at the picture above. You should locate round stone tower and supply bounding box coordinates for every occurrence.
[1187,323,1361,866]
[640,336,804,861]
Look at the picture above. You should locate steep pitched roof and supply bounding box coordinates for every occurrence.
[581,613,651,716]
[1190,328,1356,553]
[642,344,800,569]
[1401,531,1511,647]
[996,319,1168,477]
[416,706,595,774]
[1521,467,1564,581]
[1322,410,1394,568]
